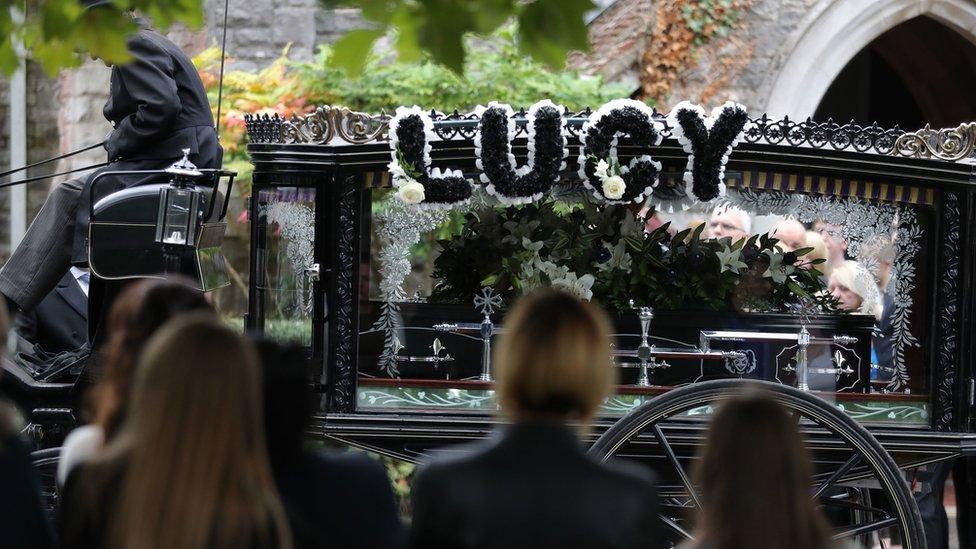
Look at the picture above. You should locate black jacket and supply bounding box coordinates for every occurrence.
[15,270,88,354]
[273,450,405,549]
[0,433,55,549]
[72,24,222,263]
[409,421,661,549]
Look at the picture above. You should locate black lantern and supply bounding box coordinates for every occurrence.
[155,149,205,247]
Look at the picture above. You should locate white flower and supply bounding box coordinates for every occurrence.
[551,272,595,301]
[594,159,611,180]
[397,181,426,205]
[602,175,626,200]
[388,160,409,182]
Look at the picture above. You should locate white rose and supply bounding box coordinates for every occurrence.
[602,175,626,200]
[398,180,426,205]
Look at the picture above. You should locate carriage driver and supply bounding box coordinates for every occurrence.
[0,0,221,324]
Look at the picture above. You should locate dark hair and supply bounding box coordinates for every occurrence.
[92,277,213,440]
[253,337,315,466]
[693,391,830,549]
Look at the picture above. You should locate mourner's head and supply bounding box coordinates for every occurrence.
[95,276,214,440]
[694,390,829,549]
[813,219,848,267]
[495,290,614,423]
[253,338,315,465]
[803,230,830,276]
[707,204,751,242]
[772,218,807,252]
[828,260,882,320]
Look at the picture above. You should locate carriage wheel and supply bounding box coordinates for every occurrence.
[588,379,924,548]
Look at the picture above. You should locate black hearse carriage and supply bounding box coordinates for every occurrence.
[244,103,972,547]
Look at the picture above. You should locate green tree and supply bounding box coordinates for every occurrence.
[325,0,594,75]
[3,0,594,77]
[1,0,204,75]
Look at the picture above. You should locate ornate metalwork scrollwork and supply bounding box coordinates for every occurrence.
[935,192,961,431]
[279,106,389,144]
[893,122,976,161]
[245,104,976,162]
[330,175,361,412]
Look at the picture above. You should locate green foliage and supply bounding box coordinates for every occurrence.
[290,26,632,112]
[2,0,204,76]
[429,195,839,314]
[324,0,593,74]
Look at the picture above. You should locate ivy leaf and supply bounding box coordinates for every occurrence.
[516,0,593,68]
[330,28,384,77]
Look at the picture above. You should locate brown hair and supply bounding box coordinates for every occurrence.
[98,314,291,549]
[495,290,615,422]
[693,391,830,549]
[92,277,213,440]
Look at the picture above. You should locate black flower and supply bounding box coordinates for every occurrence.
[595,244,612,263]
[741,244,760,262]
[782,251,798,265]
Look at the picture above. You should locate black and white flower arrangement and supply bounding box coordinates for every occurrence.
[577,99,663,205]
[474,100,568,206]
[388,106,473,208]
[666,100,749,202]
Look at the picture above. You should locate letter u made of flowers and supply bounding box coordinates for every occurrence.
[473,100,568,206]
[666,101,749,202]
[388,106,473,209]
[577,99,663,205]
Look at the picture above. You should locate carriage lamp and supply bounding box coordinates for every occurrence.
[155,149,205,247]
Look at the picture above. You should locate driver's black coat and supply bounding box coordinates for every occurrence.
[71,24,222,263]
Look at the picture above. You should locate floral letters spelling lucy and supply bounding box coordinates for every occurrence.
[387,99,749,207]
[388,106,473,209]
[474,100,568,206]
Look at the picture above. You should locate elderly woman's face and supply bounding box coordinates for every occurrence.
[828,278,863,311]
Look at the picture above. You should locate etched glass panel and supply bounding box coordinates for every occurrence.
[257,187,315,345]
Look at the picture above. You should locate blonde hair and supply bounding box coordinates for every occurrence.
[804,231,830,276]
[97,314,291,549]
[830,261,882,320]
[495,290,615,422]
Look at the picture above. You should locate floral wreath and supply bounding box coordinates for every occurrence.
[667,101,749,202]
[388,106,473,209]
[577,99,663,205]
[474,100,568,206]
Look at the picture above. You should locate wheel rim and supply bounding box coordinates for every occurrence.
[589,380,923,549]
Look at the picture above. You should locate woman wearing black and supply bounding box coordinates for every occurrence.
[409,290,661,549]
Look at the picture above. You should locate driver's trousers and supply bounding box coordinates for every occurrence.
[0,178,85,311]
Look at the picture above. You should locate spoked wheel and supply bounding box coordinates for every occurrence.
[588,380,924,549]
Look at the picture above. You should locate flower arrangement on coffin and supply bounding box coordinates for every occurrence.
[429,196,838,314]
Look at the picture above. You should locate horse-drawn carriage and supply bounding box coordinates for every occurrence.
[240,101,976,548]
[4,95,975,546]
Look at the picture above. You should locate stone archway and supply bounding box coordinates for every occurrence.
[761,0,976,121]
